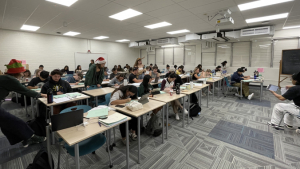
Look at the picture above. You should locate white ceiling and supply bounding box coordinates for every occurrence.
[0,0,299,42]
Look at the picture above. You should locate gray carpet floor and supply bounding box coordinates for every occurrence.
[1,86,300,169]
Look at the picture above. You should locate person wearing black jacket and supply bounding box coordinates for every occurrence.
[166,68,183,86]
[41,69,74,114]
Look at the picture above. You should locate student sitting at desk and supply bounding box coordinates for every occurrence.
[75,65,82,73]
[149,63,153,71]
[139,75,163,114]
[108,74,125,87]
[20,70,31,81]
[27,71,49,89]
[117,65,124,72]
[231,68,254,100]
[109,85,138,145]
[151,66,160,80]
[129,67,143,83]
[174,65,178,70]
[161,73,188,120]
[34,65,44,77]
[126,67,133,80]
[197,64,202,72]
[145,66,152,76]
[241,67,250,78]
[176,66,184,75]
[85,57,106,88]
[66,72,83,85]
[166,69,183,86]
[41,69,74,114]
[211,66,221,75]
[221,61,227,71]
[61,65,69,74]
[110,68,119,80]
[1,59,47,147]
[192,67,206,80]
[268,72,300,128]
[166,65,170,73]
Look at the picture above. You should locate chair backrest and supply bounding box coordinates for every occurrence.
[65,74,73,77]
[104,93,111,106]
[224,77,231,87]
[158,83,162,89]
[87,85,98,90]
[60,105,92,114]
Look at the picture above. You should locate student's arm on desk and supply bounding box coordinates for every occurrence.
[242,77,250,80]
[110,98,131,105]
[270,91,286,101]
[133,78,143,83]
[27,86,38,89]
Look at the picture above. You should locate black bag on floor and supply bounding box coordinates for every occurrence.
[145,114,162,137]
[189,104,201,120]
[27,116,48,137]
[26,148,54,169]
[190,93,198,104]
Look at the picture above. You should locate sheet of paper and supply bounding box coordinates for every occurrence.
[99,113,127,125]
[31,88,40,91]
[53,94,67,99]
[78,83,84,85]
[129,83,141,86]
[86,107,109,118]
[281,88,288,95]
[243,79,255,82]
[160,91,166,94]
[53,97,70,103]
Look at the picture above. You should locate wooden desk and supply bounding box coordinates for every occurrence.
[71,85,85,89]
[160,73,166,77]
[110,99,166,164]
[82,87,115,106]
[150,93,186,139]
[54,111,131,169]
[196,77,223,100]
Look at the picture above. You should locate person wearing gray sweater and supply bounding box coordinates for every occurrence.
[107,74,126,87]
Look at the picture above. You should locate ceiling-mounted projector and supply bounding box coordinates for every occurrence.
[216,17,234,26]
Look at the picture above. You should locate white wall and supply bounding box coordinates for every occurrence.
[0,29,140,74]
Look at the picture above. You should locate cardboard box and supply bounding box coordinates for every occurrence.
[22,64,29,70]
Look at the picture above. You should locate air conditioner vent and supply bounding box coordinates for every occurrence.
[241,26,273,37]
[157,39,169,44]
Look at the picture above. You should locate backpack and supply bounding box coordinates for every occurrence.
[26,148,54,169]
[145,113,163,137]
[189,104,201,120]
[27,116,48,137]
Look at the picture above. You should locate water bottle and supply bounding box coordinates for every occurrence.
[124,79,128,86]
[176,83,180,95]
[190,81,194,89]
[47,89,53,104]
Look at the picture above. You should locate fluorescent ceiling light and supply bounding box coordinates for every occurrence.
[145,22,172,29]
[46,0,78,7]
[63,31,81,36]
[109,9,142,21]
[283,25,300,29]
[93,36,109,40]
[238,0,293,11]
[161,44,180,48]
[116,39,130,42]
[167,29,190,34]
[20,25,40,31]
[246,13,288,23]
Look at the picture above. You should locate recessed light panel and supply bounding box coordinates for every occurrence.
[161,44,180,48]
[109,9,142,21]
[167,29,190,34]
[283,25,300,29]
[63,31,81,36]
[20,25,40,31]
[94,36,109,39]
[116,39,130,42]
[238,0,293,11]
[246,13,288,23]
[46,0,78,7]
[145,22,172,29]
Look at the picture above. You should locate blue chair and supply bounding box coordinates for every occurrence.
[224,77,239,97]
[61,77,67,81]
[87,85,106,105]
[98,93,111,106]
[57,105,108,168]
[158,83,162,89]
[66,74,73,77]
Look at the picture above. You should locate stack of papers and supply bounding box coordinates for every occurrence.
[53,97,70,103]
[243,79,255,82]
[53,93,82,103]
[31,88,40,91]
[184,83,203,87]
[86,106,109,118]
[78,83,84,85]
[99,113,128,127]
[129,83,141,86]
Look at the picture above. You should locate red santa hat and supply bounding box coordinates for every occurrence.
[95,57,106,64]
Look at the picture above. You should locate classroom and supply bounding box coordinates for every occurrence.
[1,0,300,168]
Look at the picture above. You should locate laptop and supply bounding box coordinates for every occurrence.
[51,109,83,131]
[138,93,150,105]
[67,71,74,75]
[154,77,160,83]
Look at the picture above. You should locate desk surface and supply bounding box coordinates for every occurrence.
[101,80,111,84]
[160,73,166,76]
[57,111,131,146]
[38,94,90,107]
[82,87,115,97]
[242,79,264,83]
[110,99,166,118]
[180,88,202,95]
[191,84,210,89]
[196,77,223,83]
[71,85,85,89]
[150,93,186,103]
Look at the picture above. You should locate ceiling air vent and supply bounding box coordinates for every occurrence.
[241,26,274,37]
[156,38,178,45]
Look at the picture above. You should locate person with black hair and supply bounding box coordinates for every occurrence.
[109,85,138,145]
[151,66,160,80]
[34,65,44,77]
[161,73,188,120]
[174,65,178,70]
[231,68,254,100]
[221,61,227,71]
[85,57,106,88]
[139,75,163,114]
[197,64,202,71]
[149,63,153,71]
[75,65,82,73]
[0,59,47,147]
[66,72,83,85]
[166,68,183,86]
[117,65,124,71]
[180,65,185,74]
[176,66,184,75]
[21,70,31,81]
[108,74,125,87]
[166,65,170,73]
[61,65,69,74]
[240,67,250,78]
[41,69,74,114]
[110,68,119,80]
[27,71,49,89]
[268,72,300,128]
[129,67,143,83]
[211,66,221,75]
[89,59,94,68]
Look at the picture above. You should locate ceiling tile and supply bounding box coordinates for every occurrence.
[133,0,174,13]
[146,4,185,17]
[177,0,224,9]
[125,14,154,24]
[71,0,111,12]
[189,0,236,14]
[114,0,150,7]
[92,2,128,17]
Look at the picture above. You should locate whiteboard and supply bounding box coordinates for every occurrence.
[74,52,108,70]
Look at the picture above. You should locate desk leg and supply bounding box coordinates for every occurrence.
[182,99,185,128]
[31,97,34,118]
[46,125,53,169]
[166,103,169,140]
[212,82,215,101]
[199,90,201,107]
[207,86,209,108]
[126,121,129,169]
[137,116,141,164]
[107,130,113,167]
[162,105,165,144]
[50,106,55,145]
[24,95,29,117]
[240,82,243,98]
[86,99,88,105]
[95,96,98,107]
[260,82,263,102]
[75,143,80,169]
[36,99,39,117]
[187,94,190,125]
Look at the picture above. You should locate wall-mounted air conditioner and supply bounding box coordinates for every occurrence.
[156,38,178,46]
[225,31,240,39]
[129,42,138,48]
[138,42,147,46]
[185,34,201,42]
[150,41,157,46]
[201,33,218,42]
[178,36,186,43]
[241,26,274,37]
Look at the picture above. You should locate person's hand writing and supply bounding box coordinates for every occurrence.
[115,84,119,86]
[57,92,63,95]
[97,84,101,88]
[126,98,131,102]
[75,82,79,85]
[35,86,39,89]
[41,94,47,98]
